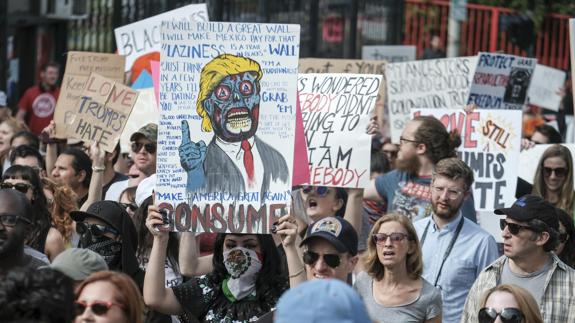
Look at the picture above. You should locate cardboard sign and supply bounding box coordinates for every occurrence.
[386,56,477,143]
[120,88,159,153]
[65,73,139,152]
[518,144,575,186]
[299,58,388,138]
[412,108,522,211]
[467,52,537,110]
[362,45,416,62]
[54,52,125,138]
[114,3,209,72]
[527,64,566,111]
[298,73,381,188]
[157,21,300,234]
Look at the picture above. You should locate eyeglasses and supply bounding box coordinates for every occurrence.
[383,149,398,158]
[131,142,156,154]
[302,250,341,268]
[543,167,567,178]
[76,222,120,237]
[75,300,124,316]
[0,213,32,227]
[499,219,538,235]
[0,182,32,194]
[478,307,524,323]
[301,186,329,197]
[120,202,138,212]
[559,232,569,243]
[431,185,465,200]
[372,232,411,244]
[399,136,419,145]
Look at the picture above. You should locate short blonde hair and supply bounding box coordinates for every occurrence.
[363,213,423,280]
[480,284,543,323]
[196,54,263,132]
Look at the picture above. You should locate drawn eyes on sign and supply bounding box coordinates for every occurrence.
[239,80,254,95]
[215,85,231,101]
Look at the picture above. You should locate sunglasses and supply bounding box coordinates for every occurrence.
[120,202,138,212]
[0,182,32,194]
[0,213,32,227]
[499,219,538,235]
[131,142,156,154]
[372,232,411,244]
[478,307,524,323]
[543,167,567,178]
[302,250,341,268]
[76,222,120,237]
[75,300,124,316]
[301,186,329,197]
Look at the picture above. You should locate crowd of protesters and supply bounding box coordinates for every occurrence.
[0,58,574,323]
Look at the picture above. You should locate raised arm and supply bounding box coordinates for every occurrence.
[275,214,306,288]
[343,188,363,234]
[42,121,58,176]
[80,142,104,211]
[144,204,184,315]
[179,232,213,277]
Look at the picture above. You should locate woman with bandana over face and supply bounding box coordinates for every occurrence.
[144,204,287,322]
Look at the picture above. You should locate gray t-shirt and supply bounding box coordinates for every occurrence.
[500,258,553,305]
[354,271,442,323]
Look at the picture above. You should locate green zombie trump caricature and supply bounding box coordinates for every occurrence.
[179,54,289,196]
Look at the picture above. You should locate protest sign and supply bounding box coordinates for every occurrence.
[298,73,381,188]
[362,45,416,62]
[65,73,139,152]
[477,210,504,243]
[412,108,522,211]
[299,58,388,138]
[114,3,209,72]
[157,21,300,234]
[467,52,537,110]
[386,56,477,143]
[518,144,575,186]
[150,61,160,106]
[527,64,565,111]
[292,97,310,186]
[120,88,159,153]
[54,52,125,138]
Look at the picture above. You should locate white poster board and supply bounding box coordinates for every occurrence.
[527,64,566,111]
[157,21,300,234]
[120,88,159,153]
[297,73,381,188]
[518,144,575,186]
[412,108,522,211]
[386,56,477,143]
[114,3,209,72]
[467,52,537,110]
[362,45,416,62]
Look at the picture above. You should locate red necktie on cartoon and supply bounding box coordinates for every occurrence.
[241,140,255,185]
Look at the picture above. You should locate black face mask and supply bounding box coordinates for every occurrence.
[79,231,122,269]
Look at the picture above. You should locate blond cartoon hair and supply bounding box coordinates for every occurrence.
[196,54,263,132]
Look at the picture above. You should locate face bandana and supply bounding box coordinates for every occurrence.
[80,232,122,269]
[222,247,263,301]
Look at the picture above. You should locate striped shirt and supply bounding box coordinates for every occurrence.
[461,253,575,323]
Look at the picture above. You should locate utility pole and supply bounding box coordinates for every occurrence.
[447,0,467,57]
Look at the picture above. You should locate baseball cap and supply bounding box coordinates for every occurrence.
[275,279,371,323]
[300,216,358,256]
[135,174,156,207]
[130,123,157,143]
[50,248,108,281]
[0,91,6,106]
[495,194,559,231]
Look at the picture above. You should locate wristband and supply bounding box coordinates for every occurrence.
[92,166,105,172]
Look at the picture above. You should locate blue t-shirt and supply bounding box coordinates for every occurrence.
[375,170,476,222]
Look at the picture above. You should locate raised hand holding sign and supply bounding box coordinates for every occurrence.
[179,120,207,191]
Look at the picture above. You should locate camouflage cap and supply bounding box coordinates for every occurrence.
[130,123,157,143]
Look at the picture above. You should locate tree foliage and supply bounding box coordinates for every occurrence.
[471,0,575,28]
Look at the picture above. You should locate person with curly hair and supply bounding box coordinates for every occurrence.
[555,207,575,268]
[42,176,78,246]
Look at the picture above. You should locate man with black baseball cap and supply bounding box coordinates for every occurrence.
[462,195,575,323]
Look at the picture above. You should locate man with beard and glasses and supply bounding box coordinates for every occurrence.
[461,195,575,323]
[364,116,476,222]
[178,54,288,195]
[413,158,498,323]
[0,189,46,277]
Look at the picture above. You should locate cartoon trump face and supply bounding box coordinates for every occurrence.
[196,54,263,143]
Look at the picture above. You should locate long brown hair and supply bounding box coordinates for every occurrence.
[75,271,144,323]
[532,144,575,213]
[42,177,77,243]
[480,284,543,323]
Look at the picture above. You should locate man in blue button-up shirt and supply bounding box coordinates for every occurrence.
[414,158,499,323]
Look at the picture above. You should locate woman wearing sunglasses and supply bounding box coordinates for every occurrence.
[144,204,287,322]
[355,213,442,323]
[478,284,542,323]
[75,270,144,323]
[555,208,575,268]
[532,144,575,214]
[2,165,65,262]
